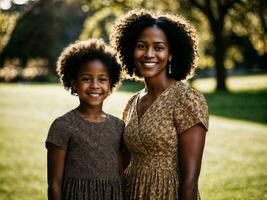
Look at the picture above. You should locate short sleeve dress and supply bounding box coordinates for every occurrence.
[122,81,209,200]
[46,109,124,200]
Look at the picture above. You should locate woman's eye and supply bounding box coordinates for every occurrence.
[136,44,146,49]
[155,46,164,51]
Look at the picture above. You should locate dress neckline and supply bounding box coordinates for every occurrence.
[72,109,110,125]
[135,81,178,123]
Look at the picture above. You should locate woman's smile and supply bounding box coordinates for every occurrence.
[142,61,159,68]
[133,25,171,79]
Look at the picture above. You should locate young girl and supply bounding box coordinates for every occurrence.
[46,39,124,200]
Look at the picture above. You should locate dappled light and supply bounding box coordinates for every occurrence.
[0,75,267,199]
[0,0,267,199]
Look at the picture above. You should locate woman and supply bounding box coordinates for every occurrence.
[111,10,209,200]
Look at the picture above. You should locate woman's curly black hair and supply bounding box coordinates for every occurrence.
[110,9,198,80]
[56,39,122,94]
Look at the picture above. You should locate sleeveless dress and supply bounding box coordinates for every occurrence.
[122,81,209,200]
[46,110,124,200]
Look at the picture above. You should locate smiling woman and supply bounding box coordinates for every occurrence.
[111,9,208,200]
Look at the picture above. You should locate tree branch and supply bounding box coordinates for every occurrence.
[220,0,242,18]
[188,0,206,14]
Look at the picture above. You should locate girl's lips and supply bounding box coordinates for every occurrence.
[87,93,102,97]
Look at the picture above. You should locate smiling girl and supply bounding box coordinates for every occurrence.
[45,39,124,200]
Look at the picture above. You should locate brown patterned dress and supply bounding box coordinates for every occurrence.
[123,81,209,200]
[46,110,124,200]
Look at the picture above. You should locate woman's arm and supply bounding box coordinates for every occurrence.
[179,123,206,200]
[47,143,66,200]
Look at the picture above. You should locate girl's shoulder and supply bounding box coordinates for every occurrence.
[107,114,125,128]
[49,110,77,130]
[53,109,75,123]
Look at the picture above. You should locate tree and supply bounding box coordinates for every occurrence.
[81,0,179,41]
[179,0,247,91]
[0,0,88,73]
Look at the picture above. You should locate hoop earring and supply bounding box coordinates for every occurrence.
[168,61,172,74]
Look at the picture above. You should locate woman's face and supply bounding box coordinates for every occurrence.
[133,25,171,79]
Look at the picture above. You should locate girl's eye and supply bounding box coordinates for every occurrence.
[99,78,108,83]
[81,77,90,81]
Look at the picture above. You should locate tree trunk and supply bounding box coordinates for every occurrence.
[214,38,227,90]
[212,24,227,91]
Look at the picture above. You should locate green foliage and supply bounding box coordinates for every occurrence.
[0,12,19,52]
[80,0,179,41]
[0,0,88,71]
[0,74,267,199]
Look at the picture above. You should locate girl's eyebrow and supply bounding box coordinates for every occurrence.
[136,40,167,45]
[79,73,109,76]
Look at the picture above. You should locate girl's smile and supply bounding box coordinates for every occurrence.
[73,59,111,108]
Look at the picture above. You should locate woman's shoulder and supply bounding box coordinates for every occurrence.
[173,81,209,132]
[173,81,207,105]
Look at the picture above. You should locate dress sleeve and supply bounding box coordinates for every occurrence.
[174,88,209,134]
[122,94,138,122]
[45,118,72,150]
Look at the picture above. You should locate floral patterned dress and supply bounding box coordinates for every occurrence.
[122,81,209,200]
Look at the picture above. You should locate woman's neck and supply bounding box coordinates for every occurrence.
[144,76,176,96]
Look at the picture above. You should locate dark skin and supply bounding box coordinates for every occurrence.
[46,144,66,200]
[47,61,124,199]
[133,26,207,200]
[179,124,206,200]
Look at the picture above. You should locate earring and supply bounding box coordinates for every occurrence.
[168,60,172,74]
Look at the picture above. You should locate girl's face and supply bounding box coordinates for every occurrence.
[73,59,111,108]
[133,25,172,79]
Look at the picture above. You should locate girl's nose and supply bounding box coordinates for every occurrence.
[90,79,100,88]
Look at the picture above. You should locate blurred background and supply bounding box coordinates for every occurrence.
[0,0,266,199]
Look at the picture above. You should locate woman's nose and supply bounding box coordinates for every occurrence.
[144,47,155,58]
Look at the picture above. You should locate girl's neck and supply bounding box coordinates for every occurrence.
[76,104,106,122]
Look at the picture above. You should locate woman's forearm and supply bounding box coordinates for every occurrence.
[180,179,198,200]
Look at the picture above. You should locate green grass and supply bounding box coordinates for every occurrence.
[0,74,267,200]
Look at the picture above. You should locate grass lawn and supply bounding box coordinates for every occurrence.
[0,74,267,200]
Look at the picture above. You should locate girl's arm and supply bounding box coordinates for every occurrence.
[47,143,66,200]
[179,124,206,200]
[118,140,131,176]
